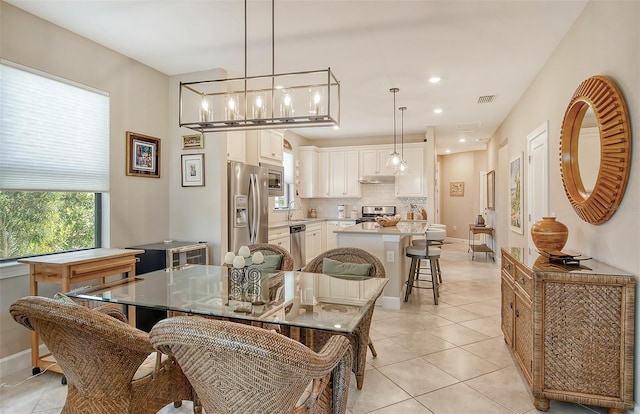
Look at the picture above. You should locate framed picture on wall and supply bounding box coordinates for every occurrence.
[181,153,205,187]
[487,170,495,210]
[182,133,204,150]
[450,181,464,197]
[509,154,523,234]
[126,131,160,178]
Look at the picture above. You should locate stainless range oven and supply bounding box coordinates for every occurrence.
[356,206,396,223]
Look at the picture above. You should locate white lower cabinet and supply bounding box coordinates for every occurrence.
[325,221,355,250]
[268,227,291,254]
[304,223,323,265]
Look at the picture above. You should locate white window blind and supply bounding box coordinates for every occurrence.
[0,62,109,192]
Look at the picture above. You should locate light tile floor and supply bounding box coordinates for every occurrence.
[0,243,619,413]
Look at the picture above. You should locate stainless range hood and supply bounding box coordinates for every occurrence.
[358,175,395,184]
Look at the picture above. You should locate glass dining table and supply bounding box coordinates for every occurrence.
[67,264,388,341]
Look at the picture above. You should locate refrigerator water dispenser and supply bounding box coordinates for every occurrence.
[234,195,248,227]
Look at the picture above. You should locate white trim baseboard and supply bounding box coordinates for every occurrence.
[0,344,49,378]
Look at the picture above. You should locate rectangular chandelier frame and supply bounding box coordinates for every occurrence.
[179,67,340,133]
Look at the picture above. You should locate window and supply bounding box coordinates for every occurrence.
[274,150,294,209]
[0,62,109,262]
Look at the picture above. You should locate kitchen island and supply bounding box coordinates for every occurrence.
[335,221,428,309]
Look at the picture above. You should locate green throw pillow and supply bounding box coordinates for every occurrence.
[322,257,372,277]
[54,292,76,304]
[251,254,283,272]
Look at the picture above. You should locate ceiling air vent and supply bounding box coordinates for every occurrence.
[477,95,496,104]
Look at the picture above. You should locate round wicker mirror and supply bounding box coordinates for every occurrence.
[559,75,631,224]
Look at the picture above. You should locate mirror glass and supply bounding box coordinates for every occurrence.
[576,106,600,196]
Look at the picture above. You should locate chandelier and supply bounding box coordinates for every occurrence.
[386,88,402,171]
[178,0,340,133]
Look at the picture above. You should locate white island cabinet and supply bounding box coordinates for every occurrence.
[335,222,429,310]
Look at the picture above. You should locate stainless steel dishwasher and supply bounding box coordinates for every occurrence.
[289,224,306,270]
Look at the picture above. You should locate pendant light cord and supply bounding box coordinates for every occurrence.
[400,107,404,158]
[390,88,399,153]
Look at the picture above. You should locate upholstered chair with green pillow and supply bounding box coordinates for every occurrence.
[248,243,294,271]
[303,247,385,389]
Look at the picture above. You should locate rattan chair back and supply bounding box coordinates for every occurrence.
[249,243,294,271]
[302,247,385,390]
[149,316,352,414]
[10,296,191,414]
[303,247,385,278]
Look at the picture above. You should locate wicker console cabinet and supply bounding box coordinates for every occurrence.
[501,248,635,414]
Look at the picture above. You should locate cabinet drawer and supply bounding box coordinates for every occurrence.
[502,254,515,280]
[514,265,533,299]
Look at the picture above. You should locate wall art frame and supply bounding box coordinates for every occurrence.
[181,153,205,187]
[510,153,523,234]
[449,182,464,197]
[182,133,204,150]
[487,170,495,210]
[126,131,160,178]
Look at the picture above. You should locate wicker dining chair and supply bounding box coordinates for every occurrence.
[303,247,386,389]
[10,296,193,414]
[149,316,353,414]
[249,242,295,271]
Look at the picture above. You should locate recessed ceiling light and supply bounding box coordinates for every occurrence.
[333,125,340,130]
[445,149,451,154]
[475,138,480,142]
[459,138,466,143]
[434,108,443,114]
[428,77,441,84]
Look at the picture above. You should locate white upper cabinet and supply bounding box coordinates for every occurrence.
[298,147,316,198]
[395,143,426,197]
[259,130,284,164]
[316,151,330,197]
[360,147,392,176]
[329,150,360,197]
[226,131,246,163]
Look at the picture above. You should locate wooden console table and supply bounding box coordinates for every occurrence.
[501,247,635,414]
[468,225,494,261]
[18,248,144,376]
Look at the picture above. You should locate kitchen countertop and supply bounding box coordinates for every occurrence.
[335,222,428,235]
[268,217,356,230]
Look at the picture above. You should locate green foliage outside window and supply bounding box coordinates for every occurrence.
[0,191,97,261]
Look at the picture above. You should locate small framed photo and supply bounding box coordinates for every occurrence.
[487,170,495,210]
[450,181,464,197]
[510,153,523,234]
[126,131,160,178]
[181,154,205,187]
[182,134,204,150]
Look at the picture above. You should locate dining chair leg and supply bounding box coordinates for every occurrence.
[368,338,377,357]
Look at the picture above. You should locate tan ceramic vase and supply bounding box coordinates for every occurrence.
[530,217,569,252]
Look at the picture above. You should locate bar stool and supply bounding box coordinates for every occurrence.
[411,224,446,284]
[404,228,446,303]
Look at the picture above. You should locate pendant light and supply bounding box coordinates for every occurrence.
[386,88,402,171]
[178,0,340,133]
[397,106,410,175]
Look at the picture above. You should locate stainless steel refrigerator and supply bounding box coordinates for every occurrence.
[228,161,269,252]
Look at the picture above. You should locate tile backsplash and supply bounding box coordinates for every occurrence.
[298,183,426,219]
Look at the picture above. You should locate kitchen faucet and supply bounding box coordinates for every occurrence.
[288,200,300,221]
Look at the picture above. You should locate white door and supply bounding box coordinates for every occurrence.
[527,121,549,254]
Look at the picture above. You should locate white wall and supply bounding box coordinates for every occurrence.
[0,2,172,359]
[486,0,639,403]
[168,69,228,265]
